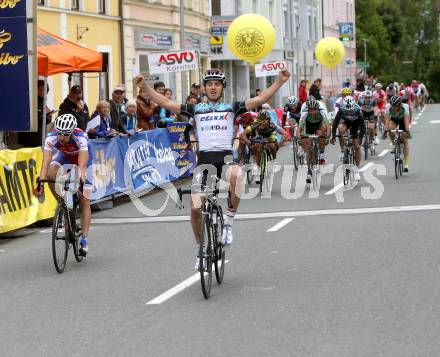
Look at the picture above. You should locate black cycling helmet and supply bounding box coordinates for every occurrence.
[390,95,402,107]
[202,69,226,88]
[257,110,271,121]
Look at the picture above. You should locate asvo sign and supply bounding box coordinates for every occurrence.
[255,61,287,77]
[148,50,198,74]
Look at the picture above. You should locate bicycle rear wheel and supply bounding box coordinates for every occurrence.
[199,213,213,299]
[244,147,254,185]
[214,206,225,284]
[394,144,400,180]
[52,203,69,273]
[363,135,369,161]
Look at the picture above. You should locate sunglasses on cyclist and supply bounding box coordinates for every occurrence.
[56,132,71,137]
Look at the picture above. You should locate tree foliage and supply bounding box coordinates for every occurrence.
[356,0,439,100]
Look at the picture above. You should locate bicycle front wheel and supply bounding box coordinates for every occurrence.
[292,139,298,170]
[199,213,213,299]
[259,151,267,194]
[214,206,225,284]
[52,204,69,273]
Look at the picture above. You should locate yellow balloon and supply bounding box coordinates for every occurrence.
[227,14,275,64]
[315,37,346,69]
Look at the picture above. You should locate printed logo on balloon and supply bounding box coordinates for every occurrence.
[227,14,275,64]
[315,37,346,69]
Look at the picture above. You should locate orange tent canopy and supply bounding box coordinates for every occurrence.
[37,28,104,76]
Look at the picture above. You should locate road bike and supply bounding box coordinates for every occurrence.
[241,142,255,185]
[336,130,356,186]
[285,123,305,171]
[301,134,326,190]
[362,119,376,160]
[388,129,406,179]
[252,138,274,194]
[177,174,226,299]
[37,176,84,273]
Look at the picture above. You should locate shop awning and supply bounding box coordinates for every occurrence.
[37,28,104,76]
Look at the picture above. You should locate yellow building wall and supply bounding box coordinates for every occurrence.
[37,1,121,113]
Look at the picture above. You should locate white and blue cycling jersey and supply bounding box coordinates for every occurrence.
[181,101,247,152]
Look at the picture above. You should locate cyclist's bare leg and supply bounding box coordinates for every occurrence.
[267,142,278,158]
[226,164,242,212]
[317,128,325,151]
[338,124,347,151]
[353,139,361,166]
[78,194,91,237]
[47,164,60,200]
[254,143,263,167]
[190,193,203,244]
[368,121,375,140]
[303,138,312,165]
[388,121,397,144]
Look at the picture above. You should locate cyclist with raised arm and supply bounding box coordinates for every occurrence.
[135,68,290,269]
[239,110,287,170]
[34,114,92,256]
[385,95,411,172]
[331,96,364,182]
[358,90,380,145]
[297,96,331,183]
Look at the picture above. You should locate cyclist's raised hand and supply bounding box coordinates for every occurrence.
[278,70,291,83]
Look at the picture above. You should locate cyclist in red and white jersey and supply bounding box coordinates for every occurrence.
[34,114,92,256]
[373,83,387,138]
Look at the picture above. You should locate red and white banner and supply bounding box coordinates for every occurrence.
[255,60,287,78]
[147,50,198,74]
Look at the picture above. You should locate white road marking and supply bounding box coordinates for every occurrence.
[378,150,389,157]
[146,260,230,305]
[92,204,440,225]
[429,120,440,124]
[39,227,95,234]
[359,162,374,172]
[267,218,294,232]
[325,182,344,195]
[411,122,418,126]
[0,250,5,252]
[325,163,372,195]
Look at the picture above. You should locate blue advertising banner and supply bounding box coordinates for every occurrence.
[167,122,197,179]
[0,0,30,131]
[88,138,126,200]
[124,129,183,192]
[0,0,26,17]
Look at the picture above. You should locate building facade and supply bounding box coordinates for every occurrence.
[322,0,356,97]
[37,0,123,110]
[122,0,211,101]
[210,0,323,107]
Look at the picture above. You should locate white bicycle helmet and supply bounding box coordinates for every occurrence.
[202,69,226,87]
[343,96,356,110]
[54,114,77,134]
[286,96,299,106]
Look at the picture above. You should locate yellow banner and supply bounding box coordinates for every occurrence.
[0,148,57,233]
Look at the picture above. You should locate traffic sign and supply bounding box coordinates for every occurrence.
[339,22,354,41]
[210,36,223,46]
[357,61,370,68]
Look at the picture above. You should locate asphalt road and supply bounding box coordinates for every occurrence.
[1,105,439,356]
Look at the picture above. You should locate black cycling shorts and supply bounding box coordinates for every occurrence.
[305,120,324,135]
[196,150,233,181]
[362,111,376,121]
[390,119,406,131]
[340,118,364,140]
